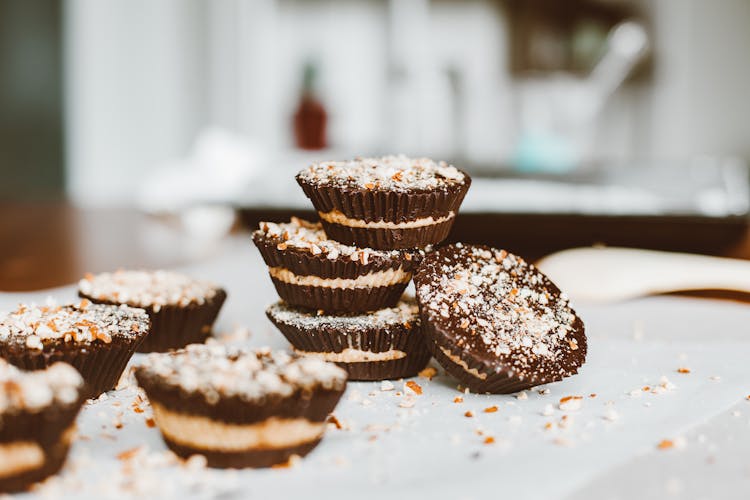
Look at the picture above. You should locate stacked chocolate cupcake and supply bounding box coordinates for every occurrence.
[256,155,471,380]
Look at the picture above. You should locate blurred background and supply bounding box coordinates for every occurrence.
[2,0,750,289]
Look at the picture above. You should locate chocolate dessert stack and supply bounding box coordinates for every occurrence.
[256,155,472,380]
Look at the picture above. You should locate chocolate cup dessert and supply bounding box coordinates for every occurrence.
[253,218,426,313]
[414,243,586,394]
[78,270,227,352]
[0,361,85,492]
[135,345,347,468]
[266,299,430,381]
[0,301,150,398]
[296,155,471,250]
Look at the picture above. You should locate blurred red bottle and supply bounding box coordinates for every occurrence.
[293,63,327,150]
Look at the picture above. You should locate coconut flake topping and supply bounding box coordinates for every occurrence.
[297,155,466,192]
[0,360,84,413]
[0,301,149,349]
[137,344,347,404]
[416,244,581,379]
[79,270,220,311]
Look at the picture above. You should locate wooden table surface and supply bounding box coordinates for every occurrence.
[2,201,750,294]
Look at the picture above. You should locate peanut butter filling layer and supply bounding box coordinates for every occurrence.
[294,348,407,363]
[0,425,75,479]
[268,266,411,289]
[151,403,325,452]
[319,209,454,230]
[439,347,488,380]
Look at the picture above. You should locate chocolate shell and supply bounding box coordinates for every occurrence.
[1,336,145,398]
[266,299,431,381]
[135,346,347,468]
[414,243,586,393]
[253,219,423,313]
[80,290,227,353]
[295,156,471,250]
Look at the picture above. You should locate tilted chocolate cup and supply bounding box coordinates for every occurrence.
[266,300,431,381]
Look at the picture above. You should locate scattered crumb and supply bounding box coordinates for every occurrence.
[453,396,463,404]
[405,381,422,395]
[483,405,499,413]
[465,411,474,418]
[327,414,344,430]
[117,446,143,461]
[419,367,437,380]
[541,404,555,416]
[657,437,686,450]
[145,418,156,428]
[380,381,394,391]
[603,408,619,422]
[399,396,416,408]
[483,436,495,445]
[559,396,583,411]
[677,367,691,374]
[537,388,550,395]
[589,393,597,398]
[558,415,573,429]
[183,454,208,470]
[515,391,528,400]
[657,439,674,450]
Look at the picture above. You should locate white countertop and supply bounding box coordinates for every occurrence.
[3,237,750,499]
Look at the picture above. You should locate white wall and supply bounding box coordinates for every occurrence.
[647,0,750,160]
[63,0,750,207]
[64,0,207,206]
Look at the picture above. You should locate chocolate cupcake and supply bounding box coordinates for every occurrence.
[135,344,347,468]
[414,243,586,394]
[0,301,149,397]
[78,270,227,352]
[296,155,471,250]
[266,298,430,381]
[253,218,425,313]
[0,361,85,492]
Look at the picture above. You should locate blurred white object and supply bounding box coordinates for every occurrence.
[537,247,750,303]
[514,20,649,172]
[136,127,265,213]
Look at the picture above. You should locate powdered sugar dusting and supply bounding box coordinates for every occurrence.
[79,270,219,311]
[297,155,466,192]
[0,360,84,413]
[137,344,347,404]
[266,299,419,333]
[0,301,149,348]
[416,244,581,380]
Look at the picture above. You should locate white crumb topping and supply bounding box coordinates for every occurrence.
[78,270,219,311]
[297,155,466,192]
[137,344,347,404]
[0,360,83,413]
[255,217,422,261]
[416,244,580,379]
[0,301,149,348]
[266,299,419,333]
